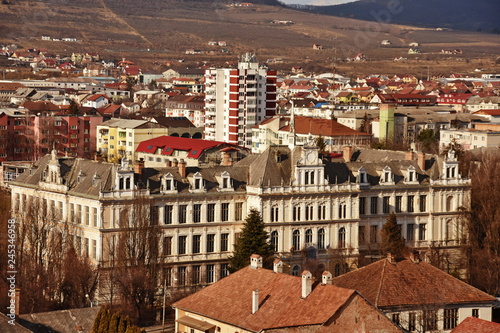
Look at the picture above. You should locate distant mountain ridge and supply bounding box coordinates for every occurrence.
[292,0,500,33]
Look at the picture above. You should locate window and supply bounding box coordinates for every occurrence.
[395,196,402,213]
[305,229,313,244]
[383,196,390,214]
[220,263,229,279]
[178,235,187,254]
[207,203,215,222]
[472,309,479,318]
[164,267,173,287]
[407,224,415,241]
[318,229,325,250]
[163,236,172,255]
[92,239,97,259]
[192,235,201,254]
[293,205,301,221]
[419,224,426,241]
[164,205,173,224]
[370,197,378,214]
[318,204,326,220]
[292,265,301,276]
[271,206,279,222]
[338,227,346,248]
[444,308,458,330]
[359,197,366,215]
[221,203,229,222]
[359,226,366,245]
[206,234,215,253]
[292,230,300,251]
[338,203,347,219]
[408,312,416,332]
[191,265,201,285]
[220,233,229,252]
[178,205,187,224]
[420,195,427,212]
[93,207,97,227]
[370,225,378,244]
[177,266,187,286]
[305,205,314,220]
[235,202,243,221]
[423,310,437,331]
[407,195,414,213]
[206,264,215,283]
[193,204,201,223]
[446,196,454,212]
[391,313,400,326]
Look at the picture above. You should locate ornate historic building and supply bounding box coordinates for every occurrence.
[10,145,470,297]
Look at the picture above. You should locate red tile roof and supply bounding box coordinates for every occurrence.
[284,116,371,137]
[136,136,243,159]
[473,109,500,116]
[451,317,500,333]
[332,259,496,308]
[172,266,356,332]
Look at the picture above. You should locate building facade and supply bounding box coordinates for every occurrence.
[10,145,470,298]
[204,53,277,147]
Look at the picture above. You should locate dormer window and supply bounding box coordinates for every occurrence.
[162,173,175,192]
[192,172,204,191]
[358,167,368,184]
[92,174,101,187]
[380,166,394,185]
[220,171,231,189]
[406,165,418,184]
[304,170,315,185]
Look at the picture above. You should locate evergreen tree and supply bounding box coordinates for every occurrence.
[380,212,408,259]
[109,312,121,333]
[117,315,130,333]
[229,209,274,272]
[97,308,111,333]
[92,307,104,333]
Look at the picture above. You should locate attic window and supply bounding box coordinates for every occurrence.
[165,147,171,152]
[191,150,198,155]
[147,145,153,150]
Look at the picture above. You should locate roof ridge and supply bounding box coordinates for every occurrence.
[374,259,387,307]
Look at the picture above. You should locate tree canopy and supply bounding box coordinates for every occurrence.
[229,209,274,272]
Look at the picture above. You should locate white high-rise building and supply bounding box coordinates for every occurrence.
[204,53,277,147]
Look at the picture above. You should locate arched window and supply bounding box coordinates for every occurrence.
[125,177,130,189]
[334,263,341,277]
[317,228,325,250]
[305,229,313,244]
[338,227,346,248]
[292,265,301,276]
[270,230,278,252]
[292,230,300,251]
[446,196,454,212]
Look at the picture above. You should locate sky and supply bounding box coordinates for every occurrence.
[279,0,358,6]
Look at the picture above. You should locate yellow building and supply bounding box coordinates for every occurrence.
[96,118,170,163]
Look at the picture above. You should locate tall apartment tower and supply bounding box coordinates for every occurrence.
[204,53,277,147]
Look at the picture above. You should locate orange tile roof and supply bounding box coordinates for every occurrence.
[173,266,356,331]
[451,317,500,333]
[332,259,496,308]
[286,116,371,137]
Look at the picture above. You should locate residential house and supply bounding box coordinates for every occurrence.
[172,255,402,333]
[332,256,497,333]
[164,95,205,128]
[440,128,500,151]
[451,317,500,333]
[96,118,170,162]
[82,94,111,108]
[136,136,250,168]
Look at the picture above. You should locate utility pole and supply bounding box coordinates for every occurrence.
[162,276,166,332]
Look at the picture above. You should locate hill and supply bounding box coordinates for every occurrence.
[299,0,500,34]
[0,0,499,75]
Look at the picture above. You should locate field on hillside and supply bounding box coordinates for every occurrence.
[0,0,499,75]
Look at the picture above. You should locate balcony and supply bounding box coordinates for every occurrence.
[101,135,108,140]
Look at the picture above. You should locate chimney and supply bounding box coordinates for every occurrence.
[343,146,353,162]
[252,289,259,314]
[387,253,396,264]
[250,254,262,269]
[178,159,186,178]
[172,158,178,167]
[410,251,421,263]
[221,152,233,166]
[134,158,144,175]
[273,258,283,273]
[417,152,426,171]
[404,150,414,161]
[322,271,333,285]
[301,270,313,298]
[166,160,172,167]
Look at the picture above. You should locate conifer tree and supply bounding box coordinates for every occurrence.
[229,208,274,272]
[380,212,408,259]
[117,315,130,333]
[92,307,104,333]
[97,308,111,333]
[109,312,121,333]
